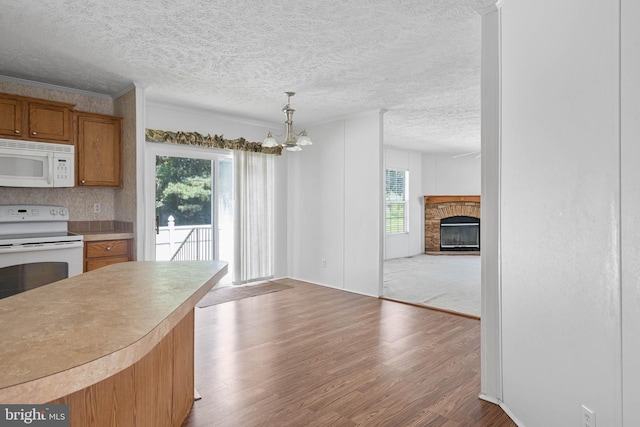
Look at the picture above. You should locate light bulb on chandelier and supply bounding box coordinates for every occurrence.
[261,92,313,152]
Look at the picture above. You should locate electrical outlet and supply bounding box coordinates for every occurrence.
[581,404,595,427]
[322,258,327,268]
[93,203,101,214]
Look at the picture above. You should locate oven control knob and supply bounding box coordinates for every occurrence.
[59,208,66,216]
[50,209,57,216]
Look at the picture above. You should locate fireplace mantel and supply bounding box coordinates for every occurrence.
[424,195,480,205]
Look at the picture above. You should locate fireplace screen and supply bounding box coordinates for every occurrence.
[440,216,480,251]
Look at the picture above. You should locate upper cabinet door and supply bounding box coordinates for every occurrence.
[0,97,24,138]
[28,102,71,143]
[76,112,122,187]
[0,93,74,144]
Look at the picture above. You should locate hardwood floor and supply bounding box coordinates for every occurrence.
[182,278,515,427]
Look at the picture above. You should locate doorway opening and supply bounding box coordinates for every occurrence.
[381,156,481,318]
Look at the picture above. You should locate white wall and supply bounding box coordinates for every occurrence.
[287,120,345,288]
[145,101,271,141]
[422,153,480,195]
[144,101,288,278]
[384,148,424,259]
[272,155,288,279]
[488,1,624,425]
[343,113,383,296]
[621,1,640,425]
[288,112,383,297]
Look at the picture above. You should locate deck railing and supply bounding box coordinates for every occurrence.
[170,226,213,261]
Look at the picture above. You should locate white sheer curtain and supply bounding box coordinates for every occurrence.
[233,150,275,284]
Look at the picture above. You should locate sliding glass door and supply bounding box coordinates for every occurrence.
[146,143,233,284]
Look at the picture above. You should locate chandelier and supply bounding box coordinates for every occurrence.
[262,92,313,152]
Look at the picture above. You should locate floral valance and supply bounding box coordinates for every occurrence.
[145,129,282,155]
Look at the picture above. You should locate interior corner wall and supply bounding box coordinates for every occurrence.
[621,1,640,425]
[421,153,480,195]
[113,89,137,226]
[384,148,424,259]
[498,1,622,426]
[134,86,147,262]
[287,112,382,297]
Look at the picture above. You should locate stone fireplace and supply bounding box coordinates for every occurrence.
[424,195,481,253]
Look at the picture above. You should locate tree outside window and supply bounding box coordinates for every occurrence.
[155,156,213,226]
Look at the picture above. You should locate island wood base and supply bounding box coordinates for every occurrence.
[49,309,195,427]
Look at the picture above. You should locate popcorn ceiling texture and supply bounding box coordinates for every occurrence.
[0,0,482,153]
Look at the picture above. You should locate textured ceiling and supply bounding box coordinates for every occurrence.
[0,0,482,153]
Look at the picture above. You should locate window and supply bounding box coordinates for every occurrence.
[385,168,408,234]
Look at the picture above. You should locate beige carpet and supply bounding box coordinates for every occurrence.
[383,254,480,317]
[197,282,292,308]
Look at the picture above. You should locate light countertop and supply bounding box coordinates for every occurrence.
[0,260,227,403]
[78,231,135,241]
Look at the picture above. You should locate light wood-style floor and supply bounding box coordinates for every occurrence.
[183,278,515,427]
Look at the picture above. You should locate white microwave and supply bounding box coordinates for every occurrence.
[0,139,75,188]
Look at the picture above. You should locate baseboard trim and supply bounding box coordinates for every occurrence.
[275,277,480,319]
[425,251,480,256]
[478,394,525,426]
[379,296,480,320]
[281,276,379,299]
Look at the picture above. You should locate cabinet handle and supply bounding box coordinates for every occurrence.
[32,131,37,135]
[81,179,85,184]
[14,129,20,134]
[106,246,112,251]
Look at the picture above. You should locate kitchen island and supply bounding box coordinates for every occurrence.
[0,261,227,426]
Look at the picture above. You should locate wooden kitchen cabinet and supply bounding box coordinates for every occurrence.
[76,112,122,187]
[28,101,72,142]
[84,239,132,272]
[0,97,23,138]
[0,92,73,143]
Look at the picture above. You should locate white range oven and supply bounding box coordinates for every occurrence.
[0,205,84,299]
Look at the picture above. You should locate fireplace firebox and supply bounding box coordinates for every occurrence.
[440,216,480,251]
[424,195,480,253]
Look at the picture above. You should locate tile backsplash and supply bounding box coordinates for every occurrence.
[0,187,116,221]
[69,220,133,233]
